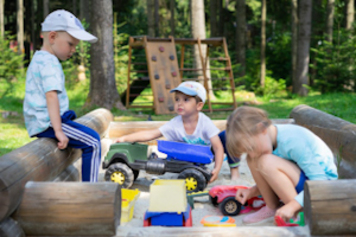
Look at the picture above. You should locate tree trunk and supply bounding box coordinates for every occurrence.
[346,0,354,30]
[326,0,335,42]
[291,0,298,86]
[43,0,49,17]
[17,0,24,55]
[235,0,246,77]
[72,0,77,15]
[154,0,159,36]
[210,0,218,37]
[170,0,175,36]
[147,0,155,37]
[260,0,266,87]
[293,0,312,96]
[218,0,223,36]
[0,0,4,37]
[80,0,91,23]
[88,0,122,109]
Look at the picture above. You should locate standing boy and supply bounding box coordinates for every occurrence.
[23,9,100,182]
[116,81,224,183]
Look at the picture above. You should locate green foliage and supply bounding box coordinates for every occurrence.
[253,76,287,98]
[311,28,356,93]
[0,33,25,96]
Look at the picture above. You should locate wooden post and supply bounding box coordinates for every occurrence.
[0,218,25,237]
[290,104,356,178]
[304,180,356,235]
[13,181,121,236]
[0,108,113,222]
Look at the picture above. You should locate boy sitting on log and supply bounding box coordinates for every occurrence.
[23,10,100,182]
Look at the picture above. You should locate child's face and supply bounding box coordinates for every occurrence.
[49,32,79,61]
[246,129,273,159]
[174,92,203,117]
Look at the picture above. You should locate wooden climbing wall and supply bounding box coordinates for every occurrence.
[144,37,181,114]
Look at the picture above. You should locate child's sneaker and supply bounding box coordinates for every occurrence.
[242,205,276,224]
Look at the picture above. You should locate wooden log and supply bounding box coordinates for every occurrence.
[108,119,295,143]
[0,108,113,222]
[115,226,308,237]
[304,180,356,236]
[0,218,25,237]
[290,104,356,178]
[12,181,121,236]
[53,165,80,182]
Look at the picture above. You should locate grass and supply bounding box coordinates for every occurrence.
[1,76,356,156]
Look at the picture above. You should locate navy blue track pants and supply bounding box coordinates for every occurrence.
[36,110,101,182]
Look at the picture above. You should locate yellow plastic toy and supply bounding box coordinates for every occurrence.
[121,188,140,223]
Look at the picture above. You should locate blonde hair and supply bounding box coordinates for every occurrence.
[226,106,272,158]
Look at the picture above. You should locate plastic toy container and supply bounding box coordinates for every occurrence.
[157,140,214,164]
[121,189,140,223]
[149,179,187,212]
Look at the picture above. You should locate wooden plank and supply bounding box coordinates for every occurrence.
[290,104,356,178]
[12,182,120,236]
[304,180,356,236]
[108,119,295,139]
[0,108,113,222]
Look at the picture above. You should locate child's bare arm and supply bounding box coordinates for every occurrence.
[46,91,69,149]
[115,128,163,143]
[209,135,224,183]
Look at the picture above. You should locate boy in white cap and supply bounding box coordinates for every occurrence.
[23,10,100,182]
[116,81,224,183]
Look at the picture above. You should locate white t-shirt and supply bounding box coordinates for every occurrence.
[159,112,220,146]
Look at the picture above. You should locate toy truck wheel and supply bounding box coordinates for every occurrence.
[219,197,242,216]
[104,163,134,188]
[178,168,206,193]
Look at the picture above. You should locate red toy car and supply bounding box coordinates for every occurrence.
[209,185,265,216]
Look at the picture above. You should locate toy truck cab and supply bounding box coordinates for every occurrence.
[103,140,214,192]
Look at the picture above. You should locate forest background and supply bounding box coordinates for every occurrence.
[1,0,356,155]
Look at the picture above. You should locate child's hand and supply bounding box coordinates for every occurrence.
[275,199,301,223]
[209,168,219,183]
[114,136,125,143]
[55,131,69,150]
[235,188,251,205]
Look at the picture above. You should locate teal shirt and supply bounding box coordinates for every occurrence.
[23,51,69,137]
[273,124,338,206]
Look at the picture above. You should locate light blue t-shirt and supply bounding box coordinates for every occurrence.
[273,124,338,206]
[23,50,69,137]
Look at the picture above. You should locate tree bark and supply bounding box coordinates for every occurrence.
[346,0,354,30]
[326,0,335,42]
[0,0,4,37]
[191,0,214,99]
[147,0,155,37]
[16,0,24,55]
[43,0,49,17]
[304,180,356,236]
[170,0,175,36]
[235,0,246,77]
[210,0,218,37]
[154,0,159,36]
[88,0,123,109]
[293,0,312,96]
[260,0,266,87]
[291,0,298,85]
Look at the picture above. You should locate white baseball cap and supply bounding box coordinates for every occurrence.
[170,81,207,103]
[41,9,98,43]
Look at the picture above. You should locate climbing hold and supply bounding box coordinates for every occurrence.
[169,55,175,60]
[168,105,174,111]
[171,71,177,77]
[152,56,157,61]
[154,74,160,80]
[159,46,165,52]
[158,97,164,102]
[165,84,171,89]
